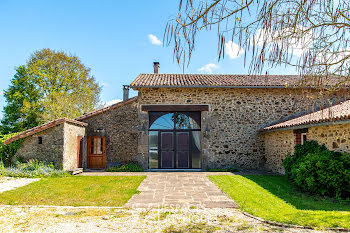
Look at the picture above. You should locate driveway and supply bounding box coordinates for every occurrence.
[124,172,238,208]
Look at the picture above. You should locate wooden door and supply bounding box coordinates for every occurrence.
[160,132,174,168]
[176,132,190,168]
[87,136,106,169]
[77,136,83,168]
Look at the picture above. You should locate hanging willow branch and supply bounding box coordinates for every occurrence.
[165,0,350,92]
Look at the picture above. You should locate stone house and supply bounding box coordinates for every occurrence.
[5,63,350,173]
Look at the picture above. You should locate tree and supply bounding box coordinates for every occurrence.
[1,49,101,134]
[165,0,350,91]
[1,66,41,134]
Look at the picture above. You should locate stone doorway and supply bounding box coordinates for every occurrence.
[148,112,201,169]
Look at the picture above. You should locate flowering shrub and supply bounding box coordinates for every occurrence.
[0,159,69,178]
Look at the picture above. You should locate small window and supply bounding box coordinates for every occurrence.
[38,137,43,144]
[91,137,103,154]
[294,129,308,145]
[301,133,307,145]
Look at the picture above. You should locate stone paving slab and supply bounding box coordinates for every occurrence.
[0,177,40,193]
[124,173,238,208]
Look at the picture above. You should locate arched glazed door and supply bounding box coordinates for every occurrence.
[148,112,201,169]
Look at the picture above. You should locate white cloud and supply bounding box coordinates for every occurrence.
[104,99,122,107]
[0,91,3,96]
[225,41,244,59]
[148,34,162,46]
[198,63,220,73]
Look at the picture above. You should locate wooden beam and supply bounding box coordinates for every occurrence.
[141,105,209,112]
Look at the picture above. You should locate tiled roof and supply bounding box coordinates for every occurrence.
[130,74,307,88]
[76,97,137,121]
[4,118,87,145]
[262,100,350,131]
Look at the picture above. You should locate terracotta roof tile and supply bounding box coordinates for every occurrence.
[130,74,305,88]
[4,118,87,145]
[76,97,137,121]
[262,100,350,131]
[130,74,344,88]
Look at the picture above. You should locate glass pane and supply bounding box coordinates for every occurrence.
[149,150,158,168]
[149,131,158,150]
[175,113,200,129]
[92,138,103,154]
[149,131,159,169]
[191,131,201,168]
[149,113,175,129]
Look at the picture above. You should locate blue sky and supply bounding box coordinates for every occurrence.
[0,0,298,118]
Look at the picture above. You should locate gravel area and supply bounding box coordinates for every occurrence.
[0,206,337,233]
[0,177,40,193]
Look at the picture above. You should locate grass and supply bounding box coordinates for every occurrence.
[209,175,350,229]
[0,176,145,206]
[163,222,220,233]
[207,168,238,172]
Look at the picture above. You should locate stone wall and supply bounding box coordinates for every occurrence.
[81,101,139,168]
[308,123,350,152]
[62,122,86,170]
[15,124,65,169]
[137,88,309,170]
[261,130,295,173]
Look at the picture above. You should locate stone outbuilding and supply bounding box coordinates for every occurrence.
[5,63,350,172]
[260,100,350,173]
[5,118,87,170]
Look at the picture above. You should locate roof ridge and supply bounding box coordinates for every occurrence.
[262,99,350,131]
[76,96,138,121]
[4,118,88,145]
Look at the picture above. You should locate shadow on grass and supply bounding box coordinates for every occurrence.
[244,175,350,212]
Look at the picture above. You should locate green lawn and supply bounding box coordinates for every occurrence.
[0,176,145,206]
[209,175,350,229]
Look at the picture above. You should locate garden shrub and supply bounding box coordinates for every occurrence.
[0,133,23,166]
[283,140,350,198]
[106,163,143,172]
[1,159,69,178]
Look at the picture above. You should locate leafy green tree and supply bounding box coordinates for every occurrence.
[1,66,41,134]
[1,48,101,134]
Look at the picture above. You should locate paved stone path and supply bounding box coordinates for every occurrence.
[0,177,39,193]
[124,172,238,208]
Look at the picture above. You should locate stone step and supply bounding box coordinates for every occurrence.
[70,168,83,175]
